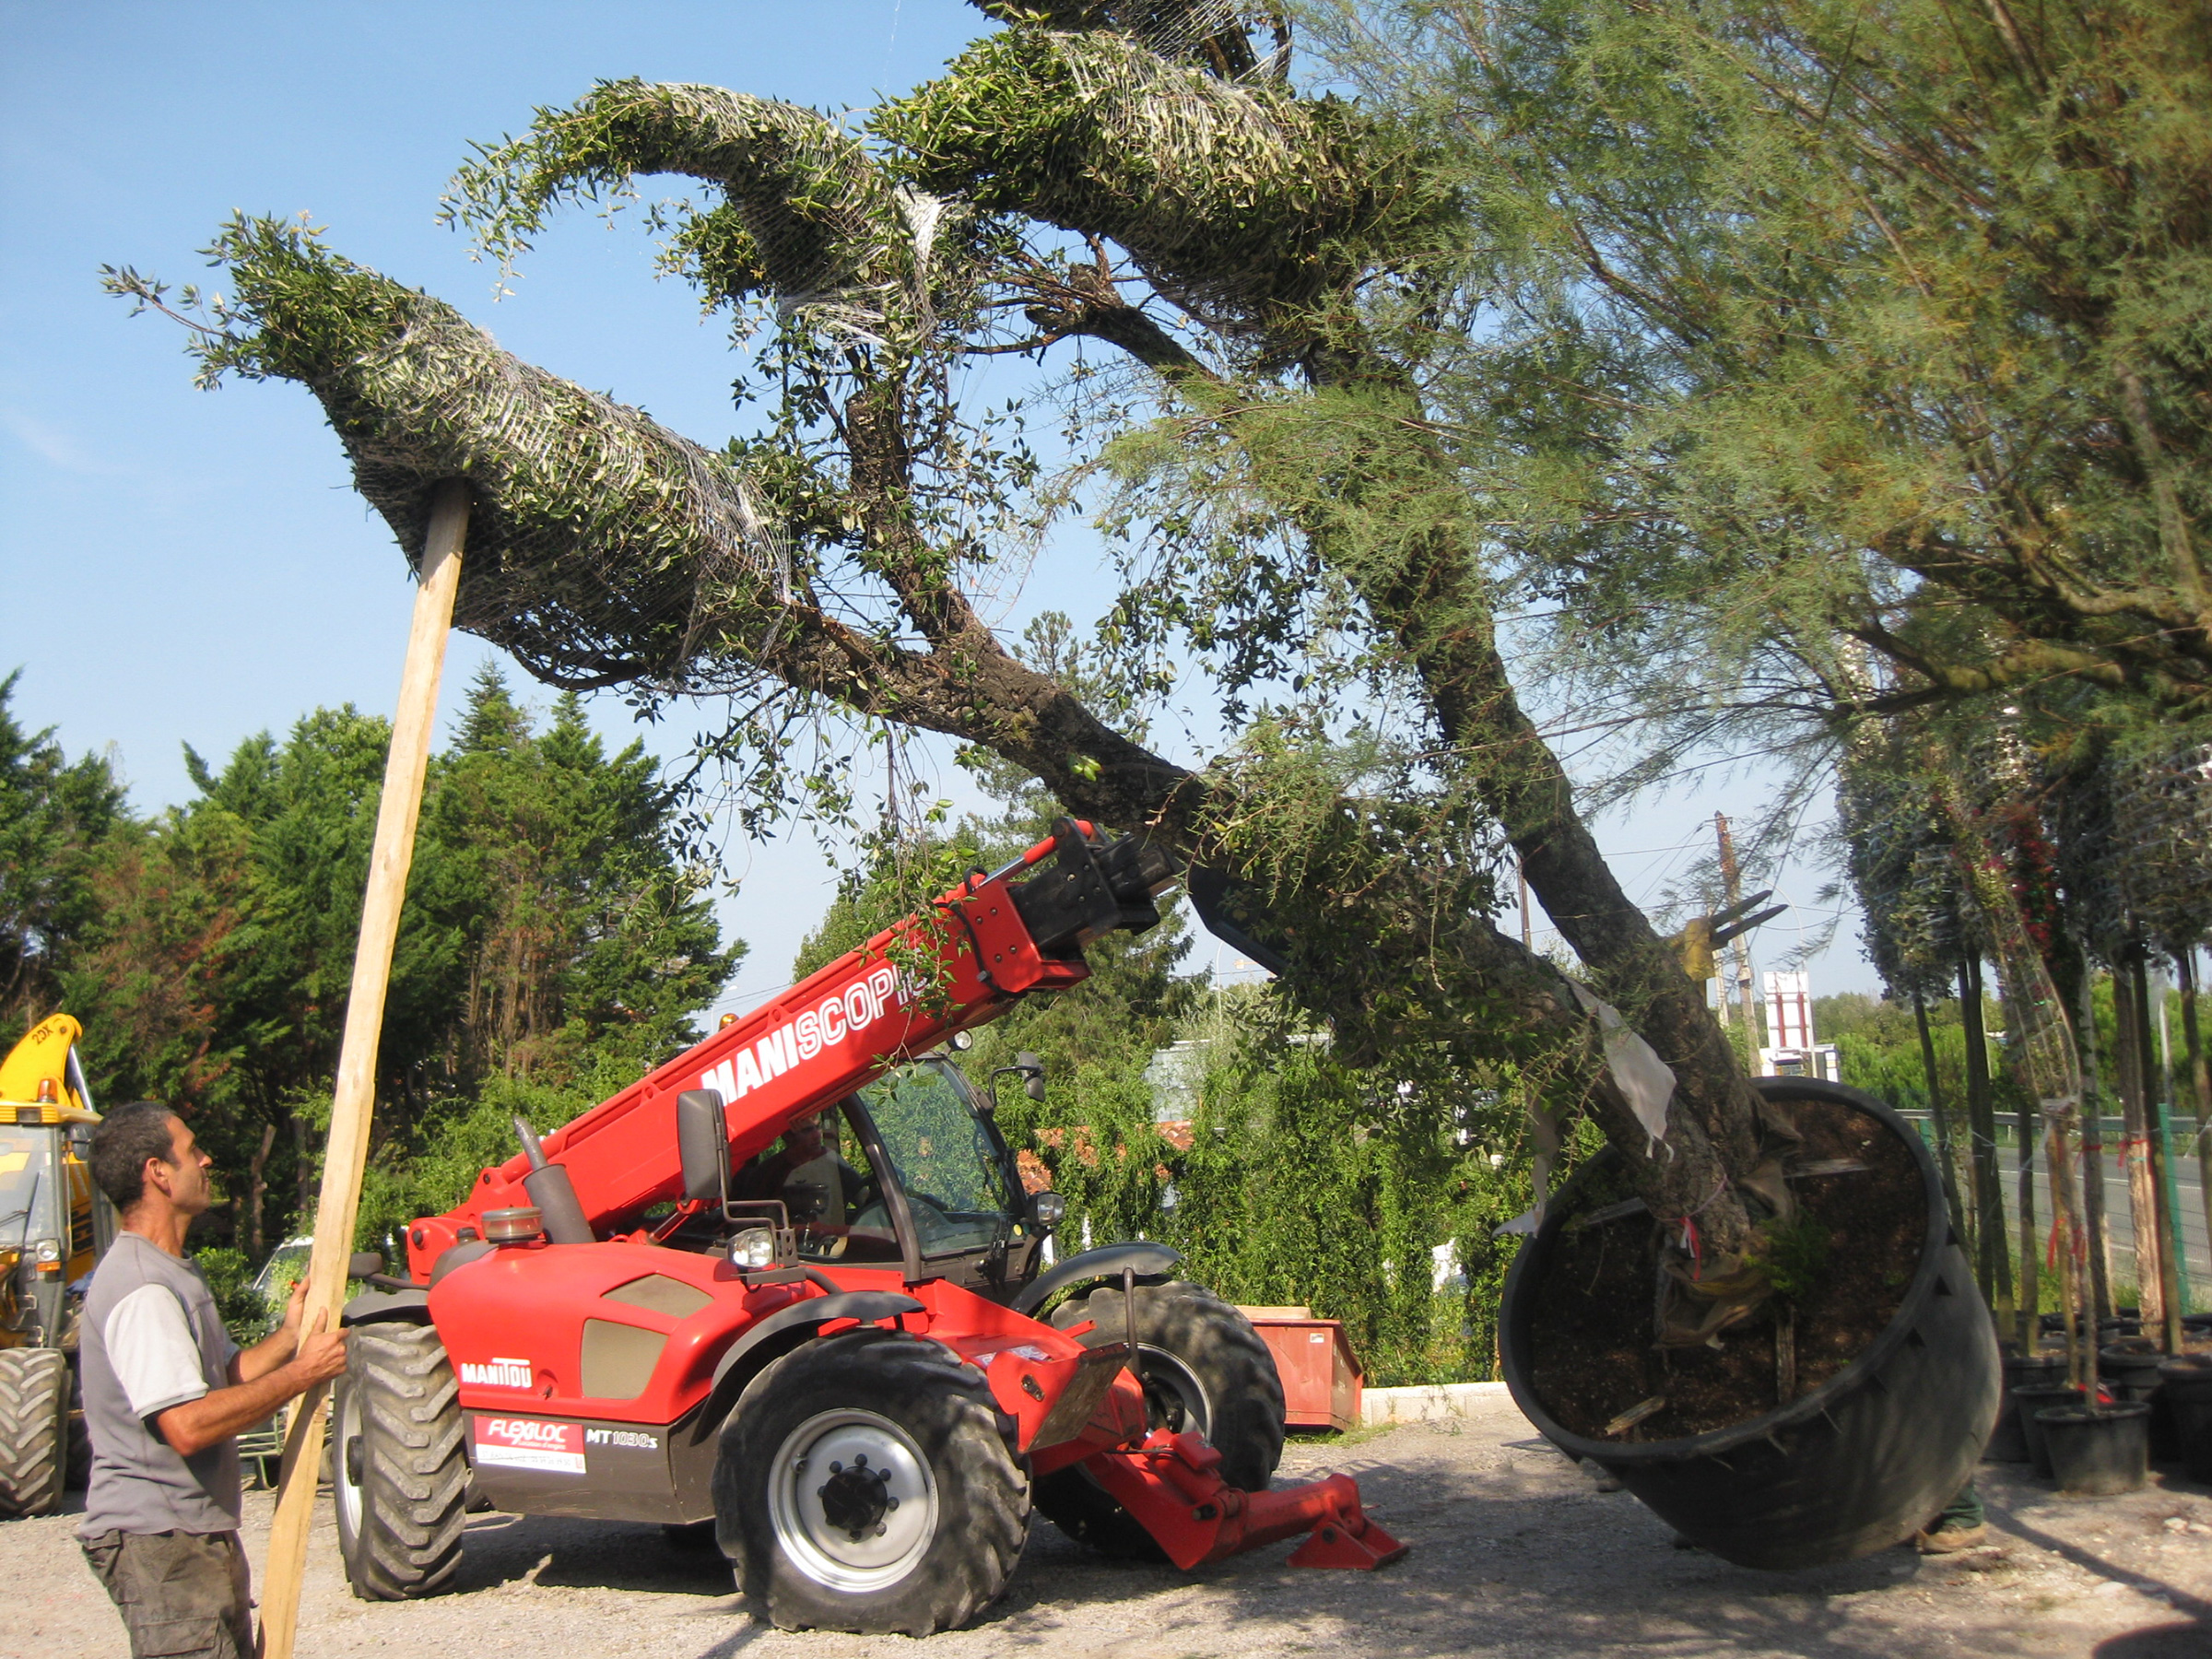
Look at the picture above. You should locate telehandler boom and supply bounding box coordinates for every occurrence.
[342,821,1401,1635]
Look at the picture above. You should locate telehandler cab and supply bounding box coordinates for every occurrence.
[0,1013,116,1517]
[338,821,1403,1634]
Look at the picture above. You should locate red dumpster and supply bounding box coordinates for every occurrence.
[1237,1306,1363,1430]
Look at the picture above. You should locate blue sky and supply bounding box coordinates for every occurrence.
[0,0,1878,1025]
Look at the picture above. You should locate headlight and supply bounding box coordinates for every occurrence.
[1029,1192,1065,1230]
[730,1227,777,1269]
[32,1238,62,1273]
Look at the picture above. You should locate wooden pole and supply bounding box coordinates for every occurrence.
[256,482,469,1659]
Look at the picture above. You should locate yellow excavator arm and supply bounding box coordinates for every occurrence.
[0,1015,91,1114]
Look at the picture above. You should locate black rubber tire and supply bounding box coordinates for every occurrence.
[714,1330,1028,1635]
[1034,1280,1284,1560]
[65,1355,91,1490]
[334,1323,468,1599]
[0,1348,69,1518]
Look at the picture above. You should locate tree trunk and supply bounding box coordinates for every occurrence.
[2182,948,2212,1286]
[2115,950,2165,1325]
[1959,957,2011,1314]
[2045,1099,2089,1388]
[1292,365,1771,1253]
[291,1109,312,1231]
[245,1121,277,1258]
[2128,951,2183,1346]
[1912,990,1967,1239]
[2078,968,2115,1320]
[2016,1084,2040,1350]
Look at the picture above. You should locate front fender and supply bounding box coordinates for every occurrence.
[684,1289,925,1449]
[1008,1241,1182,1318]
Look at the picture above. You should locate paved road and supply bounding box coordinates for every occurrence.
[9,1399,2210,1658]
[1981,1138,2206,1298]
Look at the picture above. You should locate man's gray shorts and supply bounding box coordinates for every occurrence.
[81,1528,254,1658]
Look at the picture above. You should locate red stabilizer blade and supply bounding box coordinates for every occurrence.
[1288,1513,1409,1570]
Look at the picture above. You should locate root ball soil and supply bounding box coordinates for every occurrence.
[1528,1094,1926,1441]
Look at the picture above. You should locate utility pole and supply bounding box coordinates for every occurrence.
[1519,855,1532,952]
[1715,814,1753,1034]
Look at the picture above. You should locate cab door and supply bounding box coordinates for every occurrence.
[846,1059,1040,1295]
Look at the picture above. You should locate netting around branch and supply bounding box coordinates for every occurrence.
[1838,737,1967,996]
[450,81,947,349]
[2108,729,2212,950]
[877,27,1442,340]
[203,216,789,690]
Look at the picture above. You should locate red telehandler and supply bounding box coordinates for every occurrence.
[336,821,1403,1634]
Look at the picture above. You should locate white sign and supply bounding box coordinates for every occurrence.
[1763,971,1813,1051]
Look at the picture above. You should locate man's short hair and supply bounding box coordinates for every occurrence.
[89,1101,182,1211]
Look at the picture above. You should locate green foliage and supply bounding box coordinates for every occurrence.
[189,1245,267,1335]
[105,216,794,694]
[22,665,737,1263]
[875,26,1451,343]
[1747,1213,1830,1305]
[0,673,129,1033]
[1306,0,2212,714]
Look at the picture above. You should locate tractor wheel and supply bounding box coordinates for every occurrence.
[1035,1280,1284,1560]
[334,1322,468,1599]
[0,1348,70,1517]
[715,1330,1028,1635]
[65,1356,91,1489]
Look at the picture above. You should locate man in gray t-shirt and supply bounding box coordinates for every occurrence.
[78,1102,347,1659]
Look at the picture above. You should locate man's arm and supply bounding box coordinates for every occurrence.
[157,1308,347,1458]
[229,1276,311,1384]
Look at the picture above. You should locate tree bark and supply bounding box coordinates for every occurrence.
[1912,990,1967,1238]
[1959,956,2011,1313]
[2128,950,2183,1347]
[2182,948,2212,1288]
[2116,948,2166,1326]
[2077,968,2115,1319]
[244,1121,276,1259]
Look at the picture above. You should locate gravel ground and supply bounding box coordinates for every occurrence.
[11,1397,2209,1658]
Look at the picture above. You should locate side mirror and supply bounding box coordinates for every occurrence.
[988,1053,1048,1114]
[348,1251,384,1280]
[676,1089,731,1208]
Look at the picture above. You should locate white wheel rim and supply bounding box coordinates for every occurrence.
[767,1408,939,1593]
[335,1386,363,1538]
[1135,1345,1211,1439]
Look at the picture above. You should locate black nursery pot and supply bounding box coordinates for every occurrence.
[1500,1079,2000,1571]
[2039,1402,2151,1497]
[2161,1356,2212,1483]
[1990,1353,2068,1464]
[2100,1343,2178,1462]
[2014,1384,2088,1478]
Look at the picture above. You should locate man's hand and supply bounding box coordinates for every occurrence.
[288,1309,347,1388]
[280,1276,310,1339]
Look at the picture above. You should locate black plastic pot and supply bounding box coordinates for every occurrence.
[2015,1384,2087,1477]
[1500,1078,2000,1571]
[1990,1353,2067,1464]
[2100,1343,2177,1462]
[2038,1403,2150,1496]
[2160,1356,2212,1483]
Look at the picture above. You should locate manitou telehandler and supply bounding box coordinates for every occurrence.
[336,822,1403,1634]
[0,1013,115,1517]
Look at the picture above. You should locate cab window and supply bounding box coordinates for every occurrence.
[853,1061,1017,1258]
